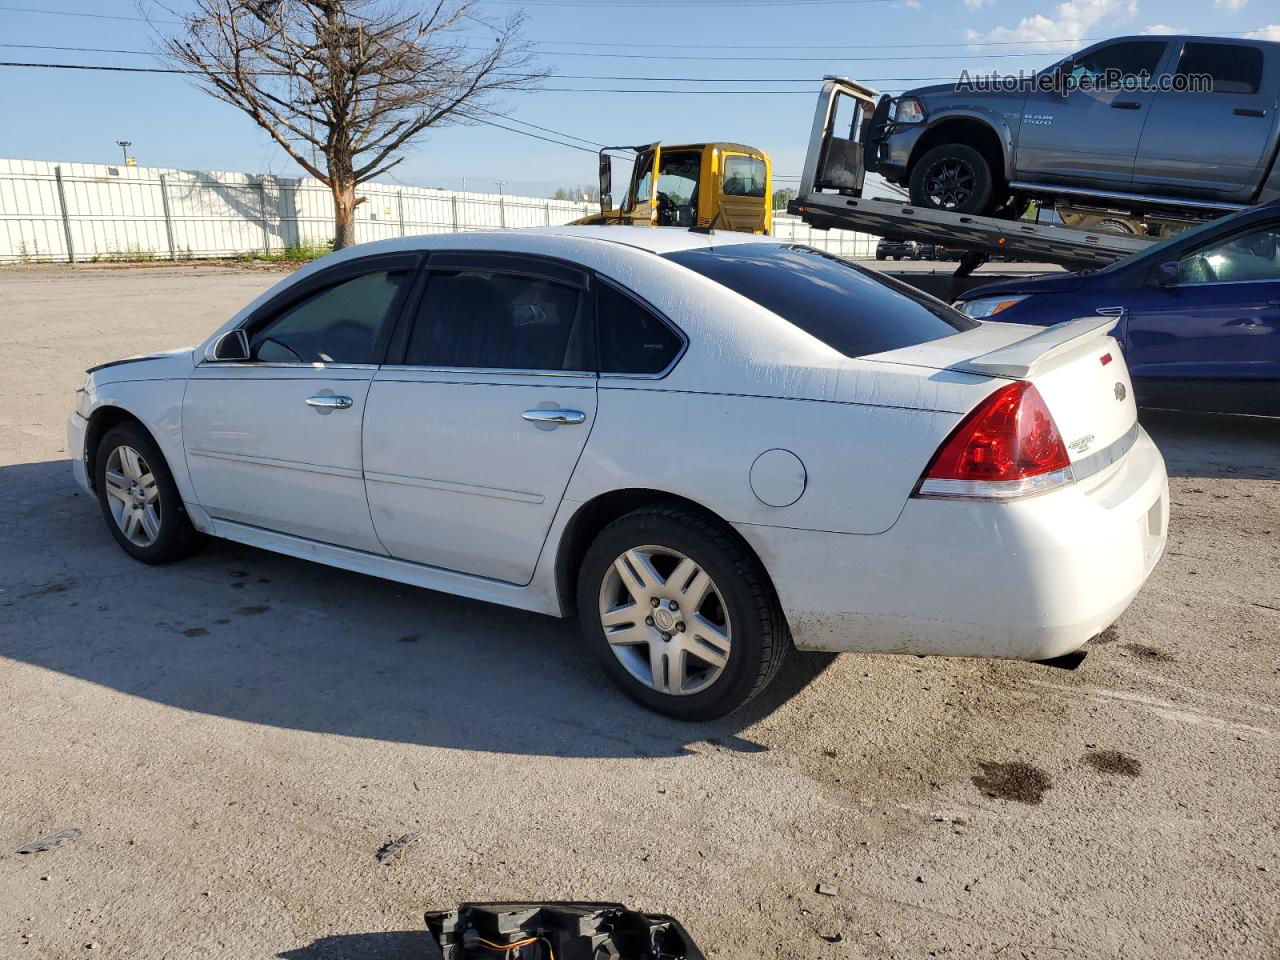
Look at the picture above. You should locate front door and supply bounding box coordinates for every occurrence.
[1124,220,1280,384]
[363,253,597,585]
[1134,40,1280,198]
[1016,38,1169,185]
[184,259,415,552]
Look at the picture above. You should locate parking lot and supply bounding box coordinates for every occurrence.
[1,262,1277,959]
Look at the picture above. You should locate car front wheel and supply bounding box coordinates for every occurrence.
[909,143,994,214]
[577,506,788,720]
[95,421,201,564]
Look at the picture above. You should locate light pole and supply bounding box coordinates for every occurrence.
[115,140,132,164]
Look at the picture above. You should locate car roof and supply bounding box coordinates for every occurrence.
[491,225,775,254]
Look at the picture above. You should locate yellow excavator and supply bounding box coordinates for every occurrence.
[573,142,773,233]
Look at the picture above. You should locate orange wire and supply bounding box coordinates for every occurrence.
[465,934,557,960]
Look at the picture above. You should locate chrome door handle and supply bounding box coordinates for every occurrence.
[305,395,353,410]
[522,408,586,425]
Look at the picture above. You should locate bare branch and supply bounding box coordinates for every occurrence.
[150,0,545,248]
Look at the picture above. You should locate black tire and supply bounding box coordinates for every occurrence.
[909,143,994,214]
[94,421,202,564]
[576,506,788,721]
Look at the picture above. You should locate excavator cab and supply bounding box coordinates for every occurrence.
[581,142,772,233]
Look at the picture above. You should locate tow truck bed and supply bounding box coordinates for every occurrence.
[791,77,1157,272]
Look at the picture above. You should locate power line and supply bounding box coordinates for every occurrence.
[518,30,1267,50]
[0,3,177,22]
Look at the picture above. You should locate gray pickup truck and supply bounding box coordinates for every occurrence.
[866,34,1280,232]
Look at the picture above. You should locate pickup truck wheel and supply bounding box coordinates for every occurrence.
[909,144,993,214]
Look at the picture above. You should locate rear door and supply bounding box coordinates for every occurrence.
[716,151,770,232]
[1134,40,1280,198]
[362,252,597,585]
[1016,39,1169,185]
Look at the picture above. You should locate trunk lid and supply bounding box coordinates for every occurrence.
[870,317,1138,465]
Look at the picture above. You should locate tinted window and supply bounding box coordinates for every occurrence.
[1177,42,1263,95]
[1179,224,1280,284]
[250,270,406,364]
[665,243,974,358]
[722,155,766,198]
[404,270,591,370]
[597,282,683,375]
[1072,40,1165,83]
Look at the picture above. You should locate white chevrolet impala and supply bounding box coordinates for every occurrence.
[69,227,1168,719]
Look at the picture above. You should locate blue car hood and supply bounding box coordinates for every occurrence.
[959,270,1091,302]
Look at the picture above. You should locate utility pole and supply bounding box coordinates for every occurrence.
[495,181,506,196]
[116,140,132,164]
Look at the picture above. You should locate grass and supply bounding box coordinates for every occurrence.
[233,242,332,264]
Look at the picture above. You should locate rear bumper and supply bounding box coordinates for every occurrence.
[742,426,1169,660]
[68,411,92,494]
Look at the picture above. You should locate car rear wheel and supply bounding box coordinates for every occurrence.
[909,144,994,214]
[576,506,788,720]
[95,422,201,564]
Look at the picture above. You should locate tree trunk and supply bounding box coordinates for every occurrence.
[332,180,358,250]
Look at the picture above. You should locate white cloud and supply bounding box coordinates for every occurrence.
[964,0,994,9]
[1215,0,1247,9]
[967,0,1139,53]
[1141,23,1185,34]
[1246,24,1280,40]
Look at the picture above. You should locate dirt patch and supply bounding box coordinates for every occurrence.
[1092,626,1121,644]
[236,606,270,616]
[20,578,75,599]
[971,761,1053,805]
[1123,643,1173,662]
[182,628,209,638]
[396,635,419,644]
[1083,750,1143,777]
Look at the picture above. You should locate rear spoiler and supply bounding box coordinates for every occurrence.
[955,316,1118,380]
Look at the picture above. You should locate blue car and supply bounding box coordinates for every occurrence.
[954,201,1280,416]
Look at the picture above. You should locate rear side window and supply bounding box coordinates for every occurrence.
[1177,42,1263,95]
[664,243,975,358]
[404,270,592,371]
[597,282,684,375]
[722,155,767,198]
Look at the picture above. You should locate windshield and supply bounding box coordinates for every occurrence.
[664,242,976,358]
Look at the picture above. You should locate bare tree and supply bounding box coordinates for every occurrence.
[156,0,543,248]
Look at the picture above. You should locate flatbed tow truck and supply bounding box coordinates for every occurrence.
[787,77,1159,296]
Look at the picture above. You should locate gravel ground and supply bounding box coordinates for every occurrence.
[1,263,1277,960]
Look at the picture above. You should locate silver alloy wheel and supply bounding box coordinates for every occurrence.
[103,444,162,547]
[598,545,732,697]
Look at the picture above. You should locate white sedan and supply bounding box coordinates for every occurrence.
[69,227,1169,719]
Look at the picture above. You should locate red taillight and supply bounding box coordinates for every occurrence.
[916,381,1072,499]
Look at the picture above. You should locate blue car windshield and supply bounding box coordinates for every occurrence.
[1096,206,1259,273]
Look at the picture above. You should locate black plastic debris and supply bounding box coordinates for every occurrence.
[426,901,706,960]
[17,828,82,855]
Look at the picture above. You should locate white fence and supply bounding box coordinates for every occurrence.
[0,156,876,264]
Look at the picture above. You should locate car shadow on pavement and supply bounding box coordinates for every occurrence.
[278,931,440,960]
[1140,408,1280,480]
[0,459,835,759]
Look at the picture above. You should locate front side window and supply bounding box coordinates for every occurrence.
[1178,224,1280,284]
[665,242,975,358]
[597,282,683,375]
[1071,40,1165,85]
[722,155,767,198]
[1176,42,1263,95]
[249,270,407,364]
[404,270,591,371]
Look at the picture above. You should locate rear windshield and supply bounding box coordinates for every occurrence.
[664,242,976,358]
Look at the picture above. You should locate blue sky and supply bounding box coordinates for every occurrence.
[1,0,1278,197]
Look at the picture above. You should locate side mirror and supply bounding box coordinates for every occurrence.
[1153,260,1180,288]
[598,152,613,213]
[206,328,250,362]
